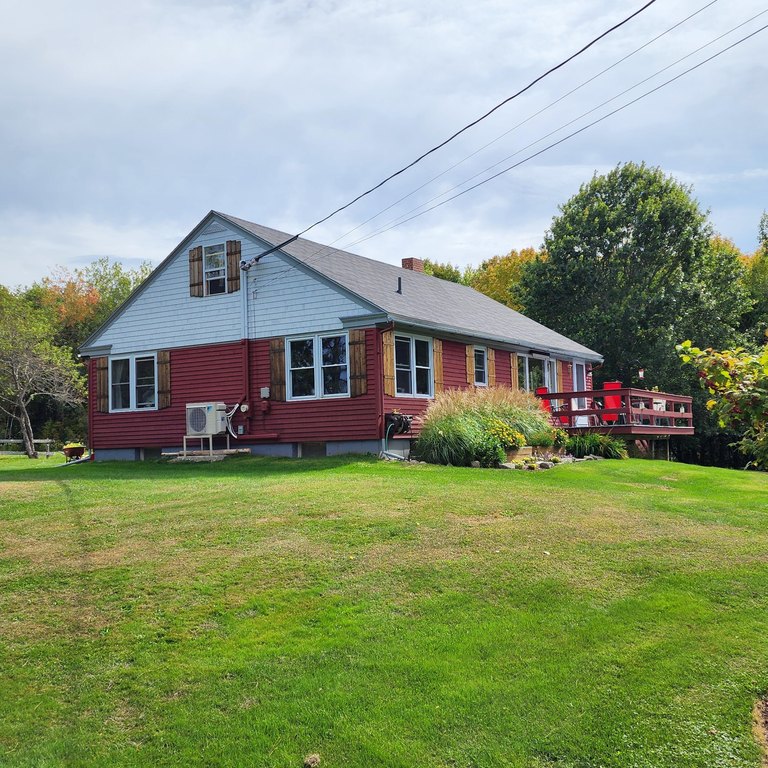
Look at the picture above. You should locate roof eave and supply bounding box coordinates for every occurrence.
[386,314,603,362]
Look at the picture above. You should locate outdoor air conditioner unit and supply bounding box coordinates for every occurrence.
[186,402,227,436]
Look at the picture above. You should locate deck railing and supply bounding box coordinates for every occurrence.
[535,388,694,436]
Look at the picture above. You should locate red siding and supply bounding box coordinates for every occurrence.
[90,342,245,449]
[560,359,574,392]
[246,328,380,442]
[443,340,469,389]
[383,337,476,435]
[90,330,381,450]
[495,349,512,387]
[89,328,596,451]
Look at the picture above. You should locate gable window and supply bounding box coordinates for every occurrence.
[474,347,487,386]
[203,244,226,295]
[395,335,432,397]
[110,355,157,411]
[287,334,348,400]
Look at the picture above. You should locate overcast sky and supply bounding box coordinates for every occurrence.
[1,0,766,288]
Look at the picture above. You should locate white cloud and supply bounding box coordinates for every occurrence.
[0,0,767,287]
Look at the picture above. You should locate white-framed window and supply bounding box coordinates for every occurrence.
[474,346,487,386]
[203,244,226,295]
[395,335,432,397]
[287,333,349,400]
[109,354,157,411]
[516,354,556,393]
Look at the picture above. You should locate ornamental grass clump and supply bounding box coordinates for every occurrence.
[414,387,551,467]
[566,432,628,459]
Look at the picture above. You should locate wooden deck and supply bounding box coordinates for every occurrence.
[536,387,694,438]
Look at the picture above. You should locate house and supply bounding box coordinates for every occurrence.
[79,211,602,460]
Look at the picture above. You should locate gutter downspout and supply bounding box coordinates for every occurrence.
[240,264,251,434]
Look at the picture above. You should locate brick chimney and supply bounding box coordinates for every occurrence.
[401,257,424,273]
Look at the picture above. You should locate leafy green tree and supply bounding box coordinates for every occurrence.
[423,259,474,285]
[678,340,768,468]
[741,213,768,345]
[472,247,543,310]
[25,257,151,350]
[518,162,748,392]
[0,289,85,457]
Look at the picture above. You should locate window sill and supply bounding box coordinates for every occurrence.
[108,407,158,414]
[286,394,351,402]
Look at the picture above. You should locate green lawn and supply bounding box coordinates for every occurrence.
[2,455,768,767]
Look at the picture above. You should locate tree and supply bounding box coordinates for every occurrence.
[0,289,85,457]
[423,259,474,285]
[678,340,768,468]
[26,257,152,350]
[518,162,748,391]
[741,213,768,345]
[471,247,542,310]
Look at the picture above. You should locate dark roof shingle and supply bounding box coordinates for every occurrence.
[218,212,602,361]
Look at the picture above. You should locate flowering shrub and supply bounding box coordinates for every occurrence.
[553,429,569,449]
[414,387,550,467]
[485,419,525,451]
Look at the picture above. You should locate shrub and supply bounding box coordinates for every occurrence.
[421,387,552,442]
[414,387,551,467]
[553,428,569,449]
[529,429,554,448]
[566,433,628,459]
[485,418,525,451]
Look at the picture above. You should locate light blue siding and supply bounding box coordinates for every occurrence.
[86,214,377,355]
[247,252,374,338]
[88,221,263,354]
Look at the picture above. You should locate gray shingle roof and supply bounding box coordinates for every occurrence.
[218,212,602,362]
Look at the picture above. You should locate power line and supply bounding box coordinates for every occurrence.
[318,0,721,250]
[343,8,768,248]
[247,8,764,297]
[345,22,768,244]
[241,0,659,268]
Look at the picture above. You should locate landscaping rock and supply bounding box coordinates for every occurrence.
[498,463,515,470]
[470,460,481,468]
[538,462,554,469]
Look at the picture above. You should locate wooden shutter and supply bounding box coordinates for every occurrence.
[557,360,566,393]
[510,353,519,390]
[382,330,395,397]
[466,345,474,386]
[433,338,444,394]
[95,357,109,413]
[189,246,203,297]
[488,348,496,387]
[157,350,171,409]
[349,330,368,397]
[226,240,241,293]
[269,338,286,401]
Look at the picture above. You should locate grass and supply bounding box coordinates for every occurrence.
[1,455,768,767]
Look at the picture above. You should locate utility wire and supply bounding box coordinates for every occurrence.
[242,0,658,267]
[315,0,720,250]
[247,8,763,297]
[343,7,768,248]
[345,22,768,244]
